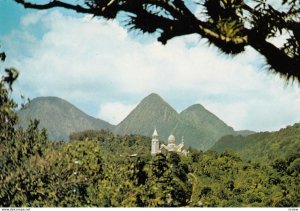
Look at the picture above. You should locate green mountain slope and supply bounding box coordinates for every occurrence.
[179,104,235,148]
[114,93,236,150]
[114,93,180,140]
[17,97,113,140]
[211,123,300,162]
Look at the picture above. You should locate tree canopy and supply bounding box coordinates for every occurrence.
[15,0,300,81]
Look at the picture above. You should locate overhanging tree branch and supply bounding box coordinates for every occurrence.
[14,0,300,82]
[14,0,91,14]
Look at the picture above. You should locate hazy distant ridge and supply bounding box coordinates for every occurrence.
[18,97,113,140]
[18,94,255,150]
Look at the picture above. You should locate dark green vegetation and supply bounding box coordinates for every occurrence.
[18,96,113,140]
[19,93,253,150]
[211,123,300,162]
[2,124,299,207]
[16,0,300,81]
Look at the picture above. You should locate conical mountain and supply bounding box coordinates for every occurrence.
[18,97,113,141]
[114,93,180,140]
[114,93,236,150]
[179,104,235,149]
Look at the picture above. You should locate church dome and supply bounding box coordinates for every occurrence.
[168,134,176,144]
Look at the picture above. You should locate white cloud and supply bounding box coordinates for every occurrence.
[198,85,300,131]
[21,11,47,27]
[98,102,137,125]
[4,10,300,131]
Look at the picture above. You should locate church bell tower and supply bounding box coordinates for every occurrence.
[151,129,160,155]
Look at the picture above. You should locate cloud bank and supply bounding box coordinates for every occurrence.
[3,10,300,130]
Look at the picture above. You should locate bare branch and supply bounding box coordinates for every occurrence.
[14,0,91,14]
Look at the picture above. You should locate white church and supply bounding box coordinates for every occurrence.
[151,129,189,156]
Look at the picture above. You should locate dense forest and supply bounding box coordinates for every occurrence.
[1,56,299,207]
[1,117,299,206]
[212,123,300,162]
[1,125,300,207]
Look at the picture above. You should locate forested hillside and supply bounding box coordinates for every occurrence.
[211,123,300,162]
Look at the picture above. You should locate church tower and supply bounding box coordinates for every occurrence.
[151,129,160,155]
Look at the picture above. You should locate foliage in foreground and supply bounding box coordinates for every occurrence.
[0,55,299,207]
[1,124,299,207]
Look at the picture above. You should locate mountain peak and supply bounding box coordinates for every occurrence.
[114,93,236,150]
[182,104,206,112]
[18,96,112,141]
[142,93,166,103]
[114,93,179,137]
[138,93,177,113]
[146,92,161,99]
[180,103,235,149]
[181,103,221,121]
[19,94,238,150]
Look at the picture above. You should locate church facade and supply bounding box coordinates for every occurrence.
[151,129,189,156]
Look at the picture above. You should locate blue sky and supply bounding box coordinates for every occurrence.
[1,0,300,131]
